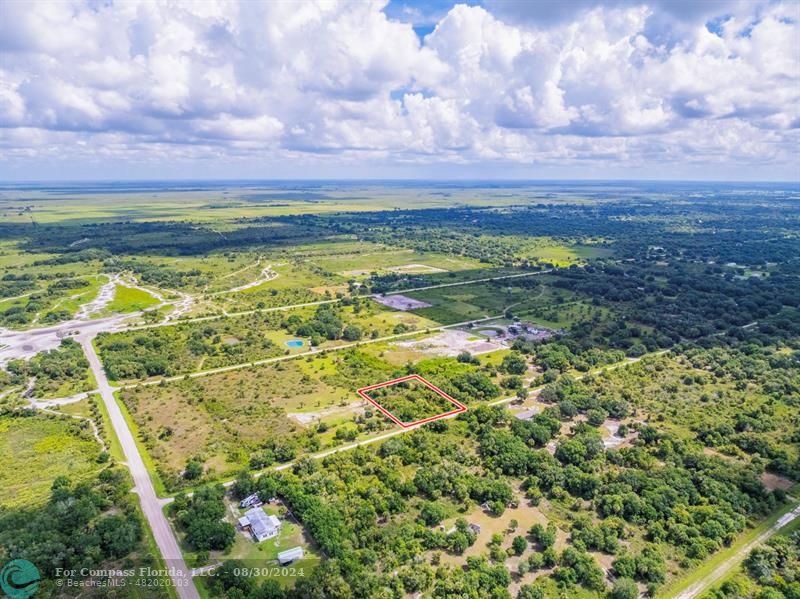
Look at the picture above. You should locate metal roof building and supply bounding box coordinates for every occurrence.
[241,508,281,542]
[277,546,304,565]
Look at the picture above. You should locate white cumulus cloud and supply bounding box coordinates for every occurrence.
[0,0,797,179]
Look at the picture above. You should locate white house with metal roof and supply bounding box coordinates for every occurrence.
[239,508,281,542]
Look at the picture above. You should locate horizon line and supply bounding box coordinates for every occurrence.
[1,177,798,185]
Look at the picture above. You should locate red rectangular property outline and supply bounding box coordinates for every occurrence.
[357,374,467,428]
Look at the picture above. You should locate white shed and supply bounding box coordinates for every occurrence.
[277,546,304,565]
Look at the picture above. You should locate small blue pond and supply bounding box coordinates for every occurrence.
[285,340,304,348]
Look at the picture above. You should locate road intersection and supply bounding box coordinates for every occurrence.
[1,262,775,598]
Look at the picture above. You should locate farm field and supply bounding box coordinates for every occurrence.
[0,182,603,225]
[302,242,489,276]
[519,240,614,266]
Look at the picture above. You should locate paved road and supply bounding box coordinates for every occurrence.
[79,335,199,599]
[675,501,800,599]
[2,266,553,589]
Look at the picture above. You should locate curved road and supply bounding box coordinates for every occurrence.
[79,335,199,599]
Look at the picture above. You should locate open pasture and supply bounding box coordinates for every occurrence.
[303,243,487,276]
[515,238,614,266]
[0,413,103,507]
[117,361,319,485]
[521,300,610,329]
[104,284,161,313]
[403,277,575,324]
[0,182,598,225]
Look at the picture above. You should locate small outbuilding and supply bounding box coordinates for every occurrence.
[514,409,537,421]
[278,546,304,565]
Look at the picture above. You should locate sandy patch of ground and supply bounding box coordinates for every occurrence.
[0,314,133,366]
[76,275,118,319]
[511,407,540,420]
[218,265,278,293]
[309,284,349,296]
[433,499,555,567]
[162,291,194,322]
[373,294,432,311]
[702,447,738,462]
[287,400,366,425]
[387,263,447,274]
[602,419,634,448]
[761,472,795,491]
[30,391,91,408]
[393,329,503,357]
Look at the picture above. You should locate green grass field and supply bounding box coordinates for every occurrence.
[305,244,488,275]
[0,414,103,507]
[521,300,609,329]
[0,185,586,225]
[523,243,613,266]
[106,284,161,313]
[405,278,574,324]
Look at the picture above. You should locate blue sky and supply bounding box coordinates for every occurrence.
[0,0,798,181]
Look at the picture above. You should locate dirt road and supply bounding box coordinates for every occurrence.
[674,501,800,599]
[79,335,199,599]
[125,314,504,389]
[125,269,552,332]
[193,348,672,495]
[0,313,132,365]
